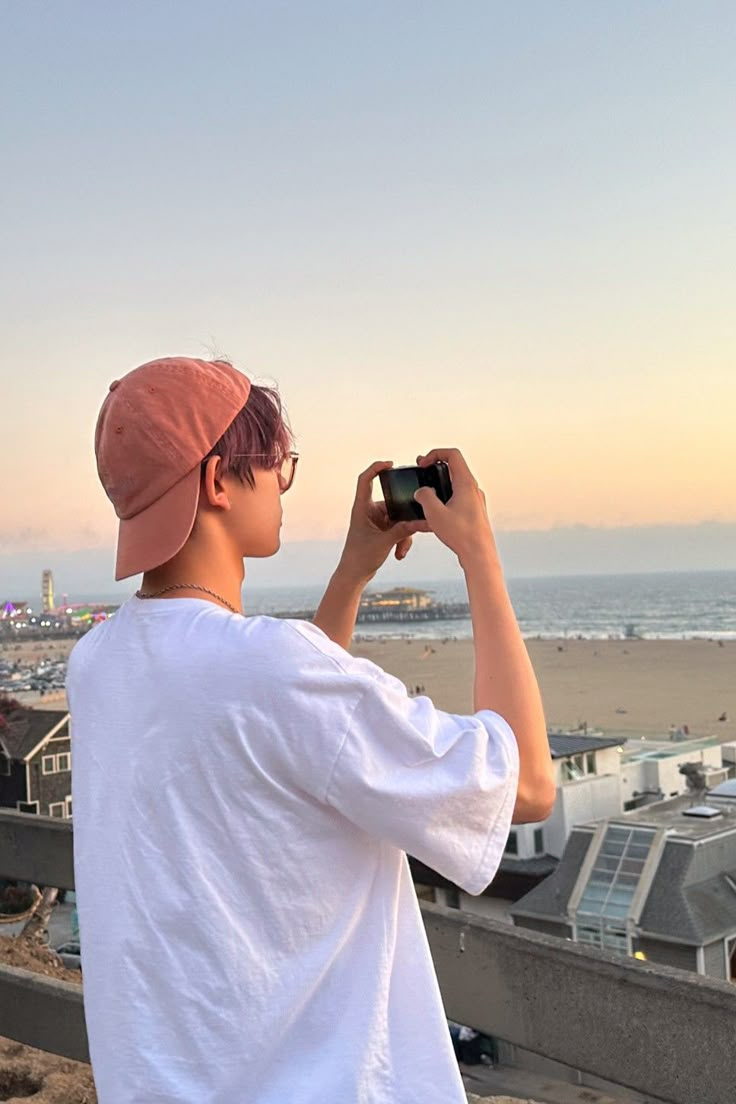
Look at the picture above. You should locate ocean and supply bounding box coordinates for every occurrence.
[86,569,736,642]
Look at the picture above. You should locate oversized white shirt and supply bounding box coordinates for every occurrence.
[65,596,519,1104]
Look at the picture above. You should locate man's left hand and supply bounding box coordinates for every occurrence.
[337,461,430,584]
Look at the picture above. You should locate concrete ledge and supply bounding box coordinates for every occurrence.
[466,1097,532,1103]
[422,902,736,1104]
[0,810,74,889]
[0,964,88,1062]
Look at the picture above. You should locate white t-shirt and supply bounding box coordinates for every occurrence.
[65,596,519,1104]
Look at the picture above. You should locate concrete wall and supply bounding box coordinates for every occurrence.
[495,1041,657,1103]
[703,939,727,980]
[595,747,622,777]
[422,903,736,1104]
[620,758,646,804]
[544,774,621,858]
[458,891,514,923]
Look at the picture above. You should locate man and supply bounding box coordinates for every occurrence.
[66,356,554,1103]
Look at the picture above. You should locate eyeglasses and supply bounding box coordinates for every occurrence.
[231,451,299,493]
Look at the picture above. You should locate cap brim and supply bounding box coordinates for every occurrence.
[114,466,202,581]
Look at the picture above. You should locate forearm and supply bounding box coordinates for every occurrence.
[312,564,370,651]
[462,549,555,822]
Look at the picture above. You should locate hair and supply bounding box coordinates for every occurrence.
[200,369,294,491]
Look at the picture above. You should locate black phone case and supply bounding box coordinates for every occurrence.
[379,461,453,522]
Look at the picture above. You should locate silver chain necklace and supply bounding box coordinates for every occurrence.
[135,583,241,615]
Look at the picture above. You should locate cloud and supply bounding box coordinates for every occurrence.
[0,526,50,552]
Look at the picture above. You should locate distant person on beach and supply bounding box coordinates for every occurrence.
[65,357,554,1104]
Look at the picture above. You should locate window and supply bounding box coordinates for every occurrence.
[49,802,66,817]
[17,801,39,814]
[574,825,656,957]
[65,796,73,818]
[727,935,736,983]
[534,828,544,854]
[562,758,581,782]
[505,831,518,855]
[443,887,461,909]
[42,755,56,775]
[56,753,71,772]
[563,752,597,782]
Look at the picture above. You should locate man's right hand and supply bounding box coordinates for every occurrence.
[413,448,499,569]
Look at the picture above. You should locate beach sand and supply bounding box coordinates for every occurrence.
[2,634,734,744]
[350,637,736,744]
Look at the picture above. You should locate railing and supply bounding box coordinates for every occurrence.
[0,810,86,1061]
[2,810,736,1103]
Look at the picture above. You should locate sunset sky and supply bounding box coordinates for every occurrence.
[1,2,734,588]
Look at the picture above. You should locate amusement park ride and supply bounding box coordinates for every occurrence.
[1,571,117,629]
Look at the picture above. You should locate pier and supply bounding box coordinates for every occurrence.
[270,602,471,624]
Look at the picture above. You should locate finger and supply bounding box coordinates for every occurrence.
[369,500,392,530]
[391,517,431,537]
[395,536,413,560]
[413,485,446,525]
[415,447,475,487]
[356,460,393,503]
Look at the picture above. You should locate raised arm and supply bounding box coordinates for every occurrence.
[414,449,555,823]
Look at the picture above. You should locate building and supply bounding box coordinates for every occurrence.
[620,735,728,810]
[360,586,433,610]
[511,791,736,981]
[41,570,54,613]
[428,728,734,925]
[1,601,31,621]
[506,729,730,865]
[0,706,72,818]
[428,731,626,922]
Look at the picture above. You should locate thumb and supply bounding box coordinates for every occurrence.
[414,485,443,523]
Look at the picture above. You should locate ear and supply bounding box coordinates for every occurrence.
[201,456,232,511]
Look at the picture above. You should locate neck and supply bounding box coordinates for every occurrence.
[139,545,245,615]
[137,581,242,614]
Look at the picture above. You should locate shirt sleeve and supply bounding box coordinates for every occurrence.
[322,658,520,896]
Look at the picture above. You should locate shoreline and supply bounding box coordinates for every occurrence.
[352,631,736,643]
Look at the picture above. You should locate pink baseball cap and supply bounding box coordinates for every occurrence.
[95,357,251,581]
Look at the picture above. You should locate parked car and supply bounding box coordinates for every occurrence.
[54,940,81,971]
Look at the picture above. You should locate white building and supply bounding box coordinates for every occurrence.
[435,730,732,923]
[620,736,728,810]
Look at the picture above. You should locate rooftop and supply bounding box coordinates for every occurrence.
[622,734,721,762]
[547,733,624,759]
[708,778,736,799]
[582,793,736,840]
[0,708,68,761]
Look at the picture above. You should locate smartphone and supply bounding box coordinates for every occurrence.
[379,461,453,522]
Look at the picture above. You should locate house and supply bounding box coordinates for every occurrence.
[501,730,729,869]
[515,732,627,861]
[511,792,736,981]
[0,706,72,818]
[426,731,626,922]
[620,735,728,810]
[428,730,732,924]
